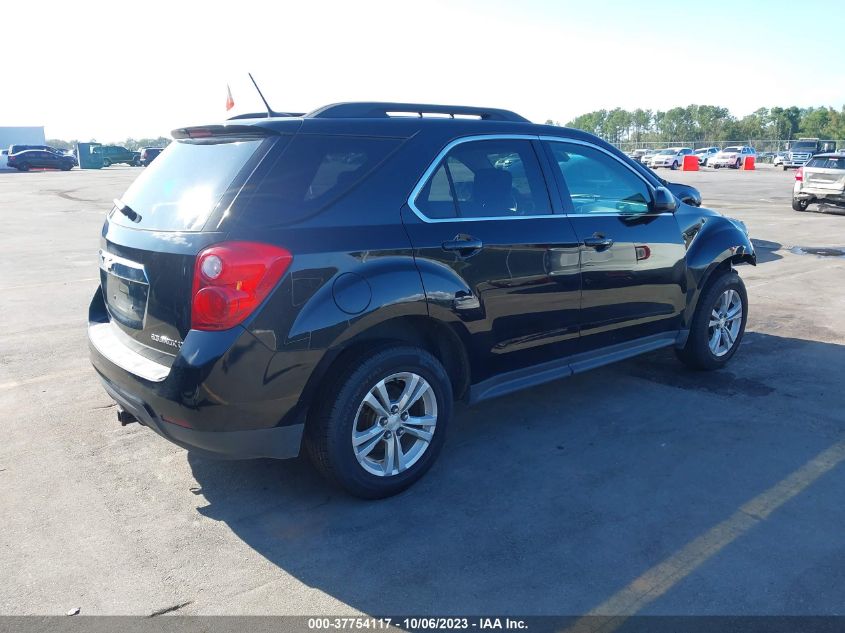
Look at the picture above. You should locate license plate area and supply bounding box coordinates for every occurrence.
[99,251,149,330]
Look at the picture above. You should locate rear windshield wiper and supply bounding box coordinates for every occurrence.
[113,198,141,223]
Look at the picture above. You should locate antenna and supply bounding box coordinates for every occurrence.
[248,73,273,118]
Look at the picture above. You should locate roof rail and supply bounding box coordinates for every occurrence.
[227,111,305,120]
[305,102,529,122]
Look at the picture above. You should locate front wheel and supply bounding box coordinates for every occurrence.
[305,345,453,499]
[102,158,111,167]
[792,197,811,211]
[671,161,678,170]
[676,270,747,370]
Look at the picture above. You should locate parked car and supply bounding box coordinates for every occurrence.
[8,144,63,155]
[627,148,651,163]
[711,146,756,169]
[649,147,694,170]
[139,147,164,166]
[7,149,75,171]
[88,102,755,498]
[792,153,845,211]
[773,151,787,167]
[694,147,720,166]
[93,145,140,167]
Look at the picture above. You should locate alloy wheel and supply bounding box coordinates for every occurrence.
[708,289,742,357]
[352,372,437,477]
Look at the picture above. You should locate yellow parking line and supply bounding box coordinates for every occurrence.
[564,440,845,633]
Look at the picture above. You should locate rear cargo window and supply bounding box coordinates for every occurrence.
[235,135,402,227]
[111,138,265,231]
[806,157,845,169]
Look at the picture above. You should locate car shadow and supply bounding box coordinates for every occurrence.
[751,239,783,264]
[187,332,845,615]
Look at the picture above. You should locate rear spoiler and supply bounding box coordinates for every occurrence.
[170,124,279,140]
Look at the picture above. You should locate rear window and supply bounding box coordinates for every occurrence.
[112,138,265,231]
[235,135,402,227]
[807,157,845,169]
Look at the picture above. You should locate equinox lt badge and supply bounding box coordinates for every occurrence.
[151,333,182,349]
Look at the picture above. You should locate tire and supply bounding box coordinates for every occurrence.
[782,165,788,171]
[676,270,747,371]
[714,164,721,169]
[671,161,678,171]
[102,159,111,167]
[17,163,30,172]
[792,197,811,212]
[733,159,741,169]
[305,345,453,499]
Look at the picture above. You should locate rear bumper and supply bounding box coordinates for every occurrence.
[88,287,311,459]
[97,371,303,459]
[794,188,845,205]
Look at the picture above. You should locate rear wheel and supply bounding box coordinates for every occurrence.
[305,345,453,499]
[792,197,811,211]
[17,163,30,172]
[676,270,747,370]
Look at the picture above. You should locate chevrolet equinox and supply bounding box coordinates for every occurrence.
[88,102,756,498]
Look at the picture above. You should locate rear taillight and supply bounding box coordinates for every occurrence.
[191,241,292,331]
[795,167,803,182]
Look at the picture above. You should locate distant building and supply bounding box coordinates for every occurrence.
[0,126,46,150]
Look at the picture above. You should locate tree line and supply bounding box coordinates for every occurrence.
[45,137,172,152]
[546,105,845,146]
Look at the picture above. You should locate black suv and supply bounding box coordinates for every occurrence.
[88,102,755,498]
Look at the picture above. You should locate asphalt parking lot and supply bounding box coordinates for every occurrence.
[1,164,844,619]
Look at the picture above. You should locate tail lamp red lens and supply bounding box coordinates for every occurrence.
[191,241,292,331]
[795,167,803,182]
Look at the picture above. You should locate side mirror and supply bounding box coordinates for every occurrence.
[652,186,678,212]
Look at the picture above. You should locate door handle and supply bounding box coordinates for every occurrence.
[442,236,483,256]
[583,235,614,250]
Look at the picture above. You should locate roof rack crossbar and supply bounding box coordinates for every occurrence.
[305,102,529,122]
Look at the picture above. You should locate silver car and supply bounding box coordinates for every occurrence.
[695,146,720,166]
[792,153,845,211]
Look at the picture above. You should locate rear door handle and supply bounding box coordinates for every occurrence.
[583,235,614,250]
[442,236,483,257]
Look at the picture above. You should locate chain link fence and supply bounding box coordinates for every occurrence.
[612,139,843,158]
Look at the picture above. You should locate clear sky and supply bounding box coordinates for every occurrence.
[3,0,844,142]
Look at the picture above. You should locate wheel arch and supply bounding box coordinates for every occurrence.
[298,315,472,430]
[683,216,755,326]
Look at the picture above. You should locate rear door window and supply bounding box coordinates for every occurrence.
[112,137,267,231]
[807,157,845,169]
[414,139,551,219]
